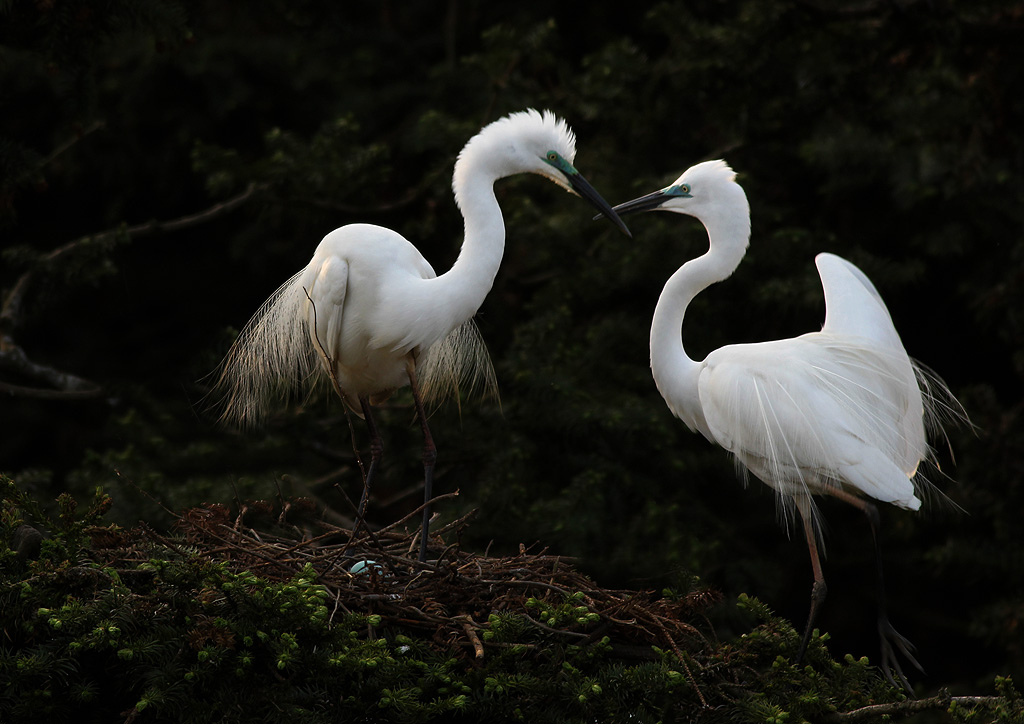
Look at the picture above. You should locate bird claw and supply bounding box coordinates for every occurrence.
[878,617,923,695]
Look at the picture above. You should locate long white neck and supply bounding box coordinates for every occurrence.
[426,147,509,330]
[650,208,750,435]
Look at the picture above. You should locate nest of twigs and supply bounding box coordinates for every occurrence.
[89,493,722,669]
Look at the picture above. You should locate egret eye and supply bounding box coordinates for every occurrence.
[547,151,559,162]
[678,184,690,195]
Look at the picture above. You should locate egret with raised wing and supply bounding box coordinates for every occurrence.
[610,160,962,691]
[214,109,630,561]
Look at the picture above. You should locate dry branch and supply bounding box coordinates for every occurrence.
[824,692,1007,722]
[0,184,264,398]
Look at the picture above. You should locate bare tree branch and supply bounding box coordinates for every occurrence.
[824,691,1007,723]
[0,379,101,400]
[0,343,101,397]
[42,120,107,168]
[2,182,264,329]
[0,183,265,398]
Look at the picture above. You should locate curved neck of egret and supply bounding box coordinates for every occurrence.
[425,147,509,331]
[650,207,751,431]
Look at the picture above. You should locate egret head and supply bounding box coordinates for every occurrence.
[611,160,748,223]
[455,109,630,237]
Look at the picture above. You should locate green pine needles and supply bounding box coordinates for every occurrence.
[2,477,1019,723]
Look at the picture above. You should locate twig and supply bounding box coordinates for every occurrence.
[198,525,298,577]
[430,508,478,537]
[521,613,589,640]
[375,491,461,536]
[479,578,573,597]
[43,120,107,167]
[824,693,1006,723]
[300,287,355,413]
[458,615,485,660]
[653,614,708,707]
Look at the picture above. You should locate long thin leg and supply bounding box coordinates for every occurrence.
[795,496,828,663]
[405,356,437,563]
[828,489,923,694]
[357,396,383,525]
[307,297,377,532]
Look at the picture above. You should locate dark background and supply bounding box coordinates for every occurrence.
[2,0,1021,700]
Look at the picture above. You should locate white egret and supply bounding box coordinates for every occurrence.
[213,109,630,562]
[610,160,961,690]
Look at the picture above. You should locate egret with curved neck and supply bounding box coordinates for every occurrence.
[612,160,962,691]
[214,109,630,562]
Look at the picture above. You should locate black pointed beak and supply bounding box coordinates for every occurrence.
[604,189,671,218]
[569,172,632,238]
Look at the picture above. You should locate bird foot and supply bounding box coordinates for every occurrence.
[795,579,828,664]
[878,616,923,695]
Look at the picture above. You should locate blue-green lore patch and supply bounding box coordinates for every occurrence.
[664,183,692,197]
[543,150,578,177]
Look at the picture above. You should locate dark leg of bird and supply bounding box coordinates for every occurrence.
[795,498,828,664]
[405,357,437,563]
[357,396,383,526]
[830,490,923,694]
[863,500,923,694]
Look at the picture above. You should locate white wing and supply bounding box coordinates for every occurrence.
[302,253,350,368]
[699,336,923,509]
[817,252,901,349]
[698,254,932,523]
[816,252,927,471]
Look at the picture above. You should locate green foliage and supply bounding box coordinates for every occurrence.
[726,594,895,723]
[13,480,994,723]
